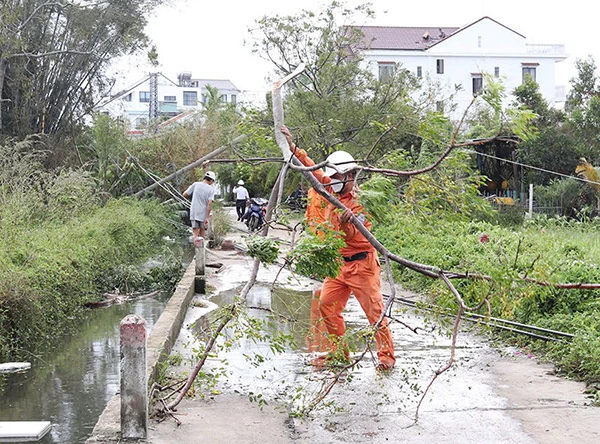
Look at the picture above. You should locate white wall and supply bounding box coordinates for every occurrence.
[98,76,240,130]
[430,18,526,55]
[360,18,566,119]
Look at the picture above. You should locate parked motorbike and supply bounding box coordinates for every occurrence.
[241,197,267,232]
[285,188,307,211]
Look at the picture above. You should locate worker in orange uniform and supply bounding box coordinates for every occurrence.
[281,126,395,371]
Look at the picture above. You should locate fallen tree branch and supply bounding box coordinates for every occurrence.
[165,305,238,410]
[133,134,247,197]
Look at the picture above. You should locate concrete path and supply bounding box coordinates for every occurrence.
[148,209,600,443]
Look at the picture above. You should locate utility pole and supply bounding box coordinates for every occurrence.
[148,72,159,131]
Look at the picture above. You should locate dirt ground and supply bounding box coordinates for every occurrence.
[148,210,600,443]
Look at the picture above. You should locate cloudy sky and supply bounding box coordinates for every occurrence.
[113,0,598,98]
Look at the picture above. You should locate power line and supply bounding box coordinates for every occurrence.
[465,148,600,188]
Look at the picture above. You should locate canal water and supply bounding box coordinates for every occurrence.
[0,240,194,443]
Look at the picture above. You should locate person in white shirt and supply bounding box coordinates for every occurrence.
[183,171,216,240]
[232,179,250,221]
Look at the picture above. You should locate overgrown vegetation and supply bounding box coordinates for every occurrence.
[0,137,185,360]
[373,208,600,387]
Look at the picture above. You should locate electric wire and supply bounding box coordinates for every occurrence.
[465,148,600,188]
[383,293,574,342]
[128,155,190,208]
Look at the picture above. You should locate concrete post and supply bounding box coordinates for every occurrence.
[194,237,206,294]
[527,183,533,219]
[120,315,147,439]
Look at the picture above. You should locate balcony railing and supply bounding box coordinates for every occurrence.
[526,44,566,55]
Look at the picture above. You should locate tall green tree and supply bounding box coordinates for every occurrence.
[0,0,163,140]
[511,76,575,185]
[249,1,420,161]
[565,57,600,113]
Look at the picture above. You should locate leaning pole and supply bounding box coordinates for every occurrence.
[133,134,247,197]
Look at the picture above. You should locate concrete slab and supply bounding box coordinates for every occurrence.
[148,394,293,444]
[0,362,31,374]
[0,421,51,442]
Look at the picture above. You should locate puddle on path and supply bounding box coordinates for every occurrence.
[174,281,535,444]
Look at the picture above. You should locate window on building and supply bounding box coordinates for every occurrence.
[378,62,395,81]
[135,117,147,128]
[478,36,482,48]
[494,67,500,77]
[522,64,538,83]
[163,95,176,102]
[219,95,226,103]
[231,94,237,104]
[183,91,198,106]
[139,91,150,103]
[416,66,422,78]
[201,94,207,104]
[472,74,483,96]
[436,59,444,74]
[123,93,132,102]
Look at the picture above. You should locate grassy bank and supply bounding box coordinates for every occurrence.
[375,214,600,390]
[0,198,183,360]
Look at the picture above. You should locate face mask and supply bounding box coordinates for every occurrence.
[330,180,344,193]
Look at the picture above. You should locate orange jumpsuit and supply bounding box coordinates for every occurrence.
[293,147,395,367]
[305,187,328,232]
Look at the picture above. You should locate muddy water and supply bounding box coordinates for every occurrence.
[0,239,195,444]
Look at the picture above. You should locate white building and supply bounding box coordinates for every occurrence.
[96,72,240,133]
[356,17,568,117]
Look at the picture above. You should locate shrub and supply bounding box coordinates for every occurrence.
[0,198,181,360]
[373,210,600,383]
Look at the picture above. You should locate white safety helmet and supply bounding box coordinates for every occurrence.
[204,171,216,181]
[323,151,357,177]
[238,180,244,185]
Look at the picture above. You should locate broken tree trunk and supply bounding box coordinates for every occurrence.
[133,134,247,197]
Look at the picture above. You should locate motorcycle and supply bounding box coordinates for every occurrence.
[284,187,307,211]
[241,197,267,232]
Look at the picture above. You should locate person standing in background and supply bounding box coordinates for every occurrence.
[233,179,250,221]
[183,171,216,241]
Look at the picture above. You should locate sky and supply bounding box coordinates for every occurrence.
[112,0,599,100]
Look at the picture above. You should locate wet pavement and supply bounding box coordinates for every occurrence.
[148,209,600,443]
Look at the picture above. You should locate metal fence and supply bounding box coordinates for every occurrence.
[482,189,565,217]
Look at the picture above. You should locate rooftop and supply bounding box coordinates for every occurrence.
[354,16,526,51]
[357,25,459,51]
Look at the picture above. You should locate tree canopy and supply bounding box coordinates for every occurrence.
[0,0,164,140]
[249,1,421,161]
